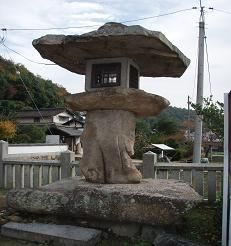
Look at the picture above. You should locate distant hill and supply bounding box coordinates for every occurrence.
[158,106,195,122]
[0,56,68,117]
[0,56,194,124]
[142,106,195,129]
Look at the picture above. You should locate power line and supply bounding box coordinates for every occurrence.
[3,46,53,135]
[204,35,213,96]
[191,40,199,102]
[1,7,196,32]
[122,8,196,24]
[2,42,56,65]
[0,7,197,67]
[3,45,80,175]
[213,8,231,15]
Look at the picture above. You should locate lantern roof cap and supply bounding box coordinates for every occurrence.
[33,22,190,77]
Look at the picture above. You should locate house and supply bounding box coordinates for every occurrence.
[15,107,78,126]
[47,125,83,154]
[15,108,85,153]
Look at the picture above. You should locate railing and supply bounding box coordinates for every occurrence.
[1,154,80,189]
[0,141,80,189]
[0,140,223,203]
[156,162,223,202]
[140,152,223,202]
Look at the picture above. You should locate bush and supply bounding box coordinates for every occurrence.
[12,125,46,143]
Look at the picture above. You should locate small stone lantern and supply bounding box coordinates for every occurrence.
[33,22,190,184]
[85,57,140,91]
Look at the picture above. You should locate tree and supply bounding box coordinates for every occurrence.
[134,120,151,159]
[151,117,179,135]
[12,125,46,143]
[190,97,224,139]
[0,120,16,140]
[0,56,67,117]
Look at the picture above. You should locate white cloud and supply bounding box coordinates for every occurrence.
[0,0,231,108]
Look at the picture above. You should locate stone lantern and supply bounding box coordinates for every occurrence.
[33,22,190,184]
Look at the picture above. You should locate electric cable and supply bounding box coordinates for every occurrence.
[2,42,56,65]
[213,8,231,15]
[4,45,54,135]
[204,35,213,96]
[3,44,79,176]
[191,37,199,102]
[1,7,196,32]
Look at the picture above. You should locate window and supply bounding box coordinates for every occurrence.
[34,117,40,123]
[58,116,69,122]
[129,65,139,89]
[91,63,121,88]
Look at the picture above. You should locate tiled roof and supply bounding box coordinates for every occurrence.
[16,108,73,118]
[50,125,83,137]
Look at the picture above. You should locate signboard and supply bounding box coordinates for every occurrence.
[222,91,231,246]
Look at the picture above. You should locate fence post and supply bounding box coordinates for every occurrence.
[60,151,75,179]
[0,141,8,188]
[142,151,157,178]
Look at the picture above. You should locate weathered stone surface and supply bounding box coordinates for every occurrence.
[7,177,202,226]
[66,88,169,117]
[33,22,190,78]
[1,222,101,246]
[80,110,141,183]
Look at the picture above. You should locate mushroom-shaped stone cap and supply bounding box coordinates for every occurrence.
[33,22,190,78]
[66,88,170,117]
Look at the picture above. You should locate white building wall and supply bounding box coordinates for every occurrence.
[53,112,72,124]
[8,144,68,155]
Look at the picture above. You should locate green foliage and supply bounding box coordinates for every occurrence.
[0,56,67,117]
[134,120,151,159]
[144,106,194,128]
[134,117,183,160]
[171,142,193,161]
[0,100,26,118]
[133,104,200,160]
[190,97,224,139]
[152,117,179,135]
[99,238,152,246]
[12,125,46,143]
[180,203,222,245]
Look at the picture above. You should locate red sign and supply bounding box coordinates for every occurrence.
[229,91,231,152]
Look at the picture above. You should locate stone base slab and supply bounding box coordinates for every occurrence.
[7,177,202,226]
[1,222,101,246]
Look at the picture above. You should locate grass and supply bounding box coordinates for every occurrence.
[0,234,152,246]
[179,201,222,245]
[0,235,41,246]
[98,239,152,246]
[0,188,8,196]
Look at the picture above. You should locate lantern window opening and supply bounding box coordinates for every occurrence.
[91,62,121,88]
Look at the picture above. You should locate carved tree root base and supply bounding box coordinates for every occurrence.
[80,110,142,184]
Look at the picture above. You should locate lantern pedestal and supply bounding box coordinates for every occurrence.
[81,110,141,184]
[66,88,169,183]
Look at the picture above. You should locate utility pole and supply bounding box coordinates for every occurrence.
[187,95,191,140]
[193,2,205,163]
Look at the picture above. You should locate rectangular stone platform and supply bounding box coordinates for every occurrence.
[1,222,102,246]
[6,177,202,226]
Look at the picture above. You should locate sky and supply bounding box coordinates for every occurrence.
[0,0,231,108]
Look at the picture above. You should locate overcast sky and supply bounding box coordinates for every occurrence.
[0,0,230,108]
